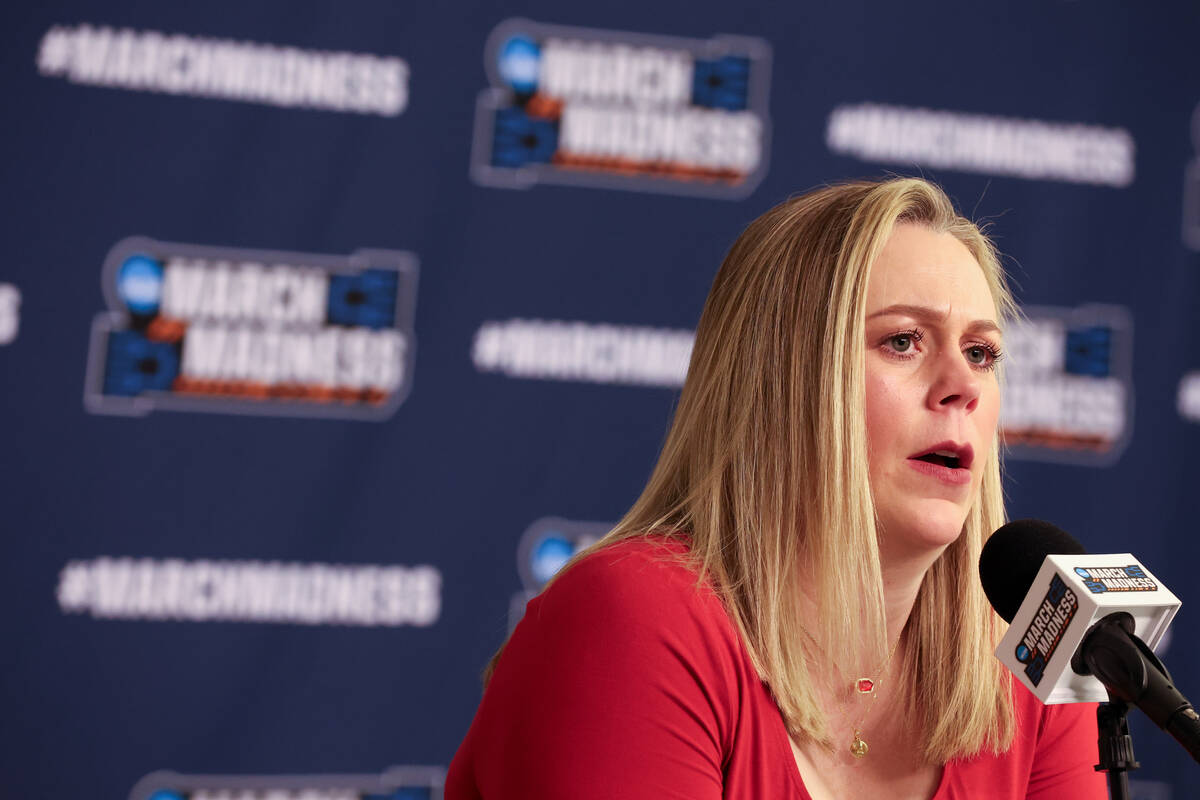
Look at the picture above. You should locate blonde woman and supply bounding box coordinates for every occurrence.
[447,178,1104,799]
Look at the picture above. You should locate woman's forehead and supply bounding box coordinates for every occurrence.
[865,225,996,324]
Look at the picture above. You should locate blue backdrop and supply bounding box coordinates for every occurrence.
[2,2,1198,798]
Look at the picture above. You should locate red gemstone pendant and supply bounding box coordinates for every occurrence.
[856,678,875,694]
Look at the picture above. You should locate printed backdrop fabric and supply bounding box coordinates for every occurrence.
[2,2,1198,798]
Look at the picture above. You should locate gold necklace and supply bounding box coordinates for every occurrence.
[846,633,902,759]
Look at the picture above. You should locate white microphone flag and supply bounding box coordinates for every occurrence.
[996,553,1181,704]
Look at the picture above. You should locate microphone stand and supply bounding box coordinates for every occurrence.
[1094,697,1138,800]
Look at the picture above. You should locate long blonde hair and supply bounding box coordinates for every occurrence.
[496,177,1017,761]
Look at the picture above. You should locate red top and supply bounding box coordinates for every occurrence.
[447,538,1106,799]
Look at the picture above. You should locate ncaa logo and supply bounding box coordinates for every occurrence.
[497,35,540,94]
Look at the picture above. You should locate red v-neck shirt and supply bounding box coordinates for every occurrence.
[447,538,1105,799]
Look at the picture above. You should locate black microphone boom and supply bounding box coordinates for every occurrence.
[1071,611,1200,763]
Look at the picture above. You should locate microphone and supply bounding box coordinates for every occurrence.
[980,519,1200,763]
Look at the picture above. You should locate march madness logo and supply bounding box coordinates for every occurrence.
[1014,574,1079,686]
[1074,565,1157,594]
[84,237,417,420]
[129,767,443,800]
[1001,305,1133,465]
[471,19,771,198]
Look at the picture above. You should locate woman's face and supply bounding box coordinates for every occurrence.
[863,224,1002,559]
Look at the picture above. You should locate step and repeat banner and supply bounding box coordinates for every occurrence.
[2,2,1199,798]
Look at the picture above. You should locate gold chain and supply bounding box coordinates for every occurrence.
[846,632,903,759]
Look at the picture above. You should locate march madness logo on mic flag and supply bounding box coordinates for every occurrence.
[1014,574,1079,686]
[1074,565,1158,594]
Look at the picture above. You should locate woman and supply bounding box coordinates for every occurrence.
[447,178,1104,799]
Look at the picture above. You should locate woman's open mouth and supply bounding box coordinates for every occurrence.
[912,451,961,469]
[907,442,973,486]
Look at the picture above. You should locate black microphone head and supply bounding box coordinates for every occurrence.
[979,519,1088,623]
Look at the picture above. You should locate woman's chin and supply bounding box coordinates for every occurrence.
[879,504,968,557]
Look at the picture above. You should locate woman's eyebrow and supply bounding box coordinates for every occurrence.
[867,303,1001,336]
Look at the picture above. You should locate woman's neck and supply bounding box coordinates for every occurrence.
[794,537,950,679]
[879,540,948,643]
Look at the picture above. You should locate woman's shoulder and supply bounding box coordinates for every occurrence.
[521,534,730,637]
[545,534,704,593]
[559,533,696,580]
[452,535,758,798]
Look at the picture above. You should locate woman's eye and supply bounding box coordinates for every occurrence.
[965,346,987,364]
[878,329,924,357]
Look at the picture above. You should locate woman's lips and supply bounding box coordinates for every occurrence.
[907,457,972,486]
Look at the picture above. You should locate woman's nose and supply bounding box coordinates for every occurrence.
[927,351,981,412]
